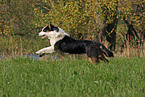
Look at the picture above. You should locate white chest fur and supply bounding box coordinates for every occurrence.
[49,36,63,47]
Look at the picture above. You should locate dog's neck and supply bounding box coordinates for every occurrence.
[49,36,63,46]
[49,27,69,46]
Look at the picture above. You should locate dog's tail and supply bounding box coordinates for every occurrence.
[100,45,114,57]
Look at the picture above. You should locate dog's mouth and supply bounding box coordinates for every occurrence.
[41,35,47,39]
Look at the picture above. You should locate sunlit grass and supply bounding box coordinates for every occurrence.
[0,57,145,97]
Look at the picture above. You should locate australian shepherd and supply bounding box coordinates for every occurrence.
[36,23,114,64]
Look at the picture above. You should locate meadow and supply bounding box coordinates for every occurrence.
[0,57,145,97]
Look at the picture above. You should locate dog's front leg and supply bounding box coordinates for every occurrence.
[36,46,55,56]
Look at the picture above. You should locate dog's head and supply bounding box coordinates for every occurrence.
[39,23,69,39]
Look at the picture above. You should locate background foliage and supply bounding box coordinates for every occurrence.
[0,0,145,56]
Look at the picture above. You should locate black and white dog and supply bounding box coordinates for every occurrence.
[36,23,114,64]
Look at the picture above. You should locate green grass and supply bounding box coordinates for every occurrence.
[0,57,145,97]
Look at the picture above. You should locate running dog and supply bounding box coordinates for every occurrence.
[36,23,114,64]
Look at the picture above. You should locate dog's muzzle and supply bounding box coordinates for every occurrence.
[39,31,47,39]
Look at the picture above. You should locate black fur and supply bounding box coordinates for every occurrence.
[43,24,59,32]
[54,36,114,58]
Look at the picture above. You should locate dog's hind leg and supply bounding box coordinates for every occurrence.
[92,57,100,63]
[95,46,110,63]
[88,57,100,65]
[99,55,109,63]
[86,46,100,65]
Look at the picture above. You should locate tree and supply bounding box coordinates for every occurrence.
[122,0,145,47]
[1,0,144,53]
[98,0,119,51]
[0,0,36,37]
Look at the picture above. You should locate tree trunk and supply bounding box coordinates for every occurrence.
[101,18,118,51]
[123,17,141,46]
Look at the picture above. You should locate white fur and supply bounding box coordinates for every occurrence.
[36,27,69,55]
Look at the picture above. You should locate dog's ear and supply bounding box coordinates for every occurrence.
[48,23,51,28]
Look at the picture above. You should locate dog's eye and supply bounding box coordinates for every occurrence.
[54,27,59,32]
[43,26,50,32]
[43,29,47,32]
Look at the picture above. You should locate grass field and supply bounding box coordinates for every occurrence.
[0,57,145,97]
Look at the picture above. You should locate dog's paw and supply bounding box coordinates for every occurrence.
[39,53,46,57]
[36,50,42,54]
[36,50,45,57]
[36,51,40,54]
